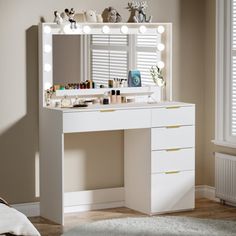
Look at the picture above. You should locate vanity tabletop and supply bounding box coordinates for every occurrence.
[45,101,195,113]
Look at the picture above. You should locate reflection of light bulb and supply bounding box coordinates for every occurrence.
[83,25,91,34]
[44,64,52,72]
[44,26,52,34]
[157,43,165,51]
[44,82,52,90]
[121,25,129,34]
[139,25,147,34]
[157,25,165,34]
[102,25,110,34]
[157,61,165,69]
[44,44,52,53]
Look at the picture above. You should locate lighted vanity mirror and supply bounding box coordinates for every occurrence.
[53,34,165,88]
[40,23,172,106]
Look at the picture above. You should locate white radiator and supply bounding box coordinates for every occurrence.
[215,152,236,204]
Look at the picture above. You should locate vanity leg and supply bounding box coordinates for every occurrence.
[39,110,64,225]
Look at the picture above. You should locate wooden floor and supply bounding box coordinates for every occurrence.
[30,199,236,236]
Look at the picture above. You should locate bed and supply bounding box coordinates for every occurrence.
[0,198,40,236]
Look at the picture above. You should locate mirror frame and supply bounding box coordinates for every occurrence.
[39,23,172,107]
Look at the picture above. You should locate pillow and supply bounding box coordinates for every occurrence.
[0,203,40,236]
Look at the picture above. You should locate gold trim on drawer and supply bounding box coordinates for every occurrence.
[166,148,181,152]
[100,110,116,113]
[166,125,181,129]
[165,171,180,175]
[166,106,181,109]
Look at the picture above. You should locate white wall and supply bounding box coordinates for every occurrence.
[0,0,207,204]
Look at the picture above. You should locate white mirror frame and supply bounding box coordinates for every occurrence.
[39,23,172,107]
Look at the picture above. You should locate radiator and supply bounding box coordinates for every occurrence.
[215,152,236,204]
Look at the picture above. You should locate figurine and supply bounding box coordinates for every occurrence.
[65,8,77,29]
[107,7,122,23]
[150,65,165,87]
[54,11,63,25]
[85,10,97,22]
[127,1,152,23]
[74,10,103,23]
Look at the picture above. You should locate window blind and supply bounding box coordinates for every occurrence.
[232,0,236,135]
[136,35,161,86]
[91,35,128,86]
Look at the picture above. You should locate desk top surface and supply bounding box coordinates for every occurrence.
[45,101,195,113]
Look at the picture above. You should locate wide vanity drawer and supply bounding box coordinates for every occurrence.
[63,109,151,133]
[151,171,195,213]
[151,126,195,150]
[151,148,195,173]
[152,106,195,127]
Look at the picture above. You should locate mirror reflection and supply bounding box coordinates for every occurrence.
[53,34,163,88]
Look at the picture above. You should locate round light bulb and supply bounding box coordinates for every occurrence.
[157,61,165,69]
[44,64,52,72]
[44,26,52,34]
[83,25,91,34]
[157,79,165,87]
[44,44,52,53]
[120,25,129,34]
[139,25,147,34]
[102,25,110,34]
[157,26,165,34]
[157,43,165,51]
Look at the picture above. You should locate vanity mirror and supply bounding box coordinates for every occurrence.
[39,23,172,107]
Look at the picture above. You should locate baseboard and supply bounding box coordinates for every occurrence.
[12,202,40,217]
[195,185,220,202]
[12,185,219,217]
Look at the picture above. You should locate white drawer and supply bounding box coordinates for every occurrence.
[151,126,195,150]
[151,171,195,213]
[152,106,195,127]
[63,109,151,133]
[151,148,195,173]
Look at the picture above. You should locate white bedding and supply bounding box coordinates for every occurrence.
[0,203,40,236]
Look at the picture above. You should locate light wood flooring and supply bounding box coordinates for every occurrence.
[30,199,236,236]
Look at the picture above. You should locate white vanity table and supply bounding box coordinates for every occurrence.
[39,23,195,225]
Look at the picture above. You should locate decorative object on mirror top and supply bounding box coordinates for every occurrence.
[128,70,142,87]
[53,8,103,26]
[127,1,152,23]
[150,65,165,87]
[107,7,122,23]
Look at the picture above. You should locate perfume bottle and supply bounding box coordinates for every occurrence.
[61,96,71,108]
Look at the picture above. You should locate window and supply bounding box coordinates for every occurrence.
[215,0,236,147]
[90,34,161,87]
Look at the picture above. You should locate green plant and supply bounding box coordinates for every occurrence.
[150,65,165,87]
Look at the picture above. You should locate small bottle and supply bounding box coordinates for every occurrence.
[116,90,121,104]
[111,90,117,104]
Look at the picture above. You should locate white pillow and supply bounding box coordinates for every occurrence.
[0,203,40,236]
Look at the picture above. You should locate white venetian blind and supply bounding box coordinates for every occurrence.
[136,35,161,86]
[91,35,128,87]
[231,0,236,135]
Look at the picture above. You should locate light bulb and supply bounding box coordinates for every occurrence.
[157,26,165,34]
[44,26,51,34]
[157,61,165,69]
[157,43,165,51]
[44,64,52,72]
[83,25,91,34]
[102,25,110,34]
[121,25,129,34]
[139,25,147,34]
[44,44,52,53]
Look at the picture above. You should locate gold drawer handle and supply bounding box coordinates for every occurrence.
[165,171,180,175]
[166,125,181,129]
[166,148,181,152]
[166,106,181,109]
[100,110,116,113]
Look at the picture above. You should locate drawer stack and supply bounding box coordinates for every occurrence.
[151,106,195,213]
